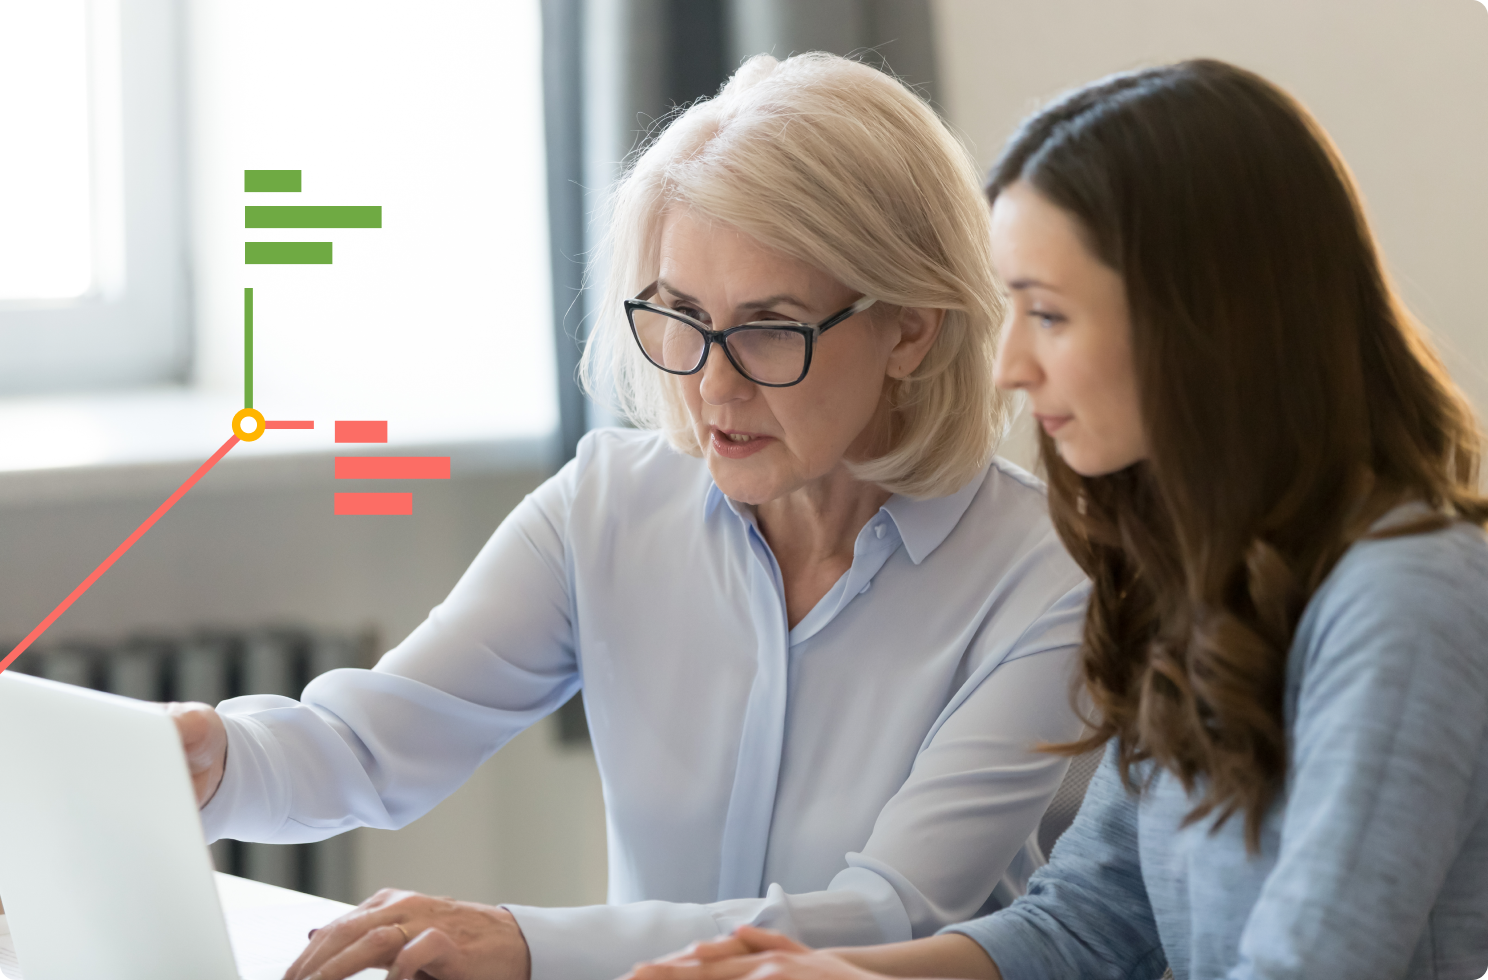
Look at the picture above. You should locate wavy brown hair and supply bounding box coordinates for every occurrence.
[988,59,1488,849]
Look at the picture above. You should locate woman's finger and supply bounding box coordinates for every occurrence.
[742,959,799,980]
[632,951,783,980]
[299,923,407,980]
[739,953,838,980]
[282,913,347,980]
[731,927,811,955]
[654,935,754,965]
[641,925,807,976]
[282,905,391,980]
[385,926,460,980]
[639,949,868,980]
[283,888,426,980]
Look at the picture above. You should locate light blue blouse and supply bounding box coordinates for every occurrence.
[201,428,1089,980]
[947,516,1488,980]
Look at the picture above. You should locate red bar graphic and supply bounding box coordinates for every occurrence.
[335,492,413,516]
[336,420,387,443]
[335,456,450,479]
[265,420,314,429]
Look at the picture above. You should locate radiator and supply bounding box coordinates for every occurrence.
[8,628,371,904]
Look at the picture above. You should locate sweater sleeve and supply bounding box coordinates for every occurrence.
[1226,525,1488,980]
[940,741,1167,980]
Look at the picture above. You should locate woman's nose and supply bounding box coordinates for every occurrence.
[993,316,1040,392]
[698,342,755,405]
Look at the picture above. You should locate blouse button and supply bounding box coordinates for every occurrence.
[874,523,885,539]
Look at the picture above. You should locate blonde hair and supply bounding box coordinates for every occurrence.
[580,52,1007,498]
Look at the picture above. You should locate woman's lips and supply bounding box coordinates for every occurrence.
[1035,414,1072,435]
[710,427,774,459]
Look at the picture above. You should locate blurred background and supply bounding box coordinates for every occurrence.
[0,0,1482,909]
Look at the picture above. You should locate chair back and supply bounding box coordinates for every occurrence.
[1036,745,1105,858]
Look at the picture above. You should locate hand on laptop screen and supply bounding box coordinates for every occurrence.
[165,702,228,808]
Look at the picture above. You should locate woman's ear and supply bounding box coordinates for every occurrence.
[887,307,945,379]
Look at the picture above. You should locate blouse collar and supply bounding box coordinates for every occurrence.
[703,460,991,566]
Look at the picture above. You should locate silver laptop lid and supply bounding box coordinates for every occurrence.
[0,670,238,980]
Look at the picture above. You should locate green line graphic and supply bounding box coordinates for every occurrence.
[244,288,253,409]
[245,206,381,228]
[246,242,332,264]
[245,170,302,192]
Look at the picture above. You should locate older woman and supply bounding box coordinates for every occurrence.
[169,53,1088,980]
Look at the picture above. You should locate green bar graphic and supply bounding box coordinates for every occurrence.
[245,170,302,192]
[245,206,381,228]
[244,288,253,409]
[246,242,332,264]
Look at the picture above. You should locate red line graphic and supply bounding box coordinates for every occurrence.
[335,492,413,515]
[334,456,450,480]
[0,435,241,676]
[335,420,387,443]
[265,419,315,429]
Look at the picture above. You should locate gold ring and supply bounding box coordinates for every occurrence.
[392,922,412,945]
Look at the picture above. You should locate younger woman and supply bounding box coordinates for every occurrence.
[633,58,1488,980]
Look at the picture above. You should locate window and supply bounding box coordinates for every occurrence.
[0,1,556,469]
[0,0,190,396]
[0,3,93,301]
[189,0,557,450]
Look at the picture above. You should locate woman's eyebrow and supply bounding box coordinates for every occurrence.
[655,279,699,305]
[738,293,812,314]
[1006,277,1063,294]
[655,280,813,315]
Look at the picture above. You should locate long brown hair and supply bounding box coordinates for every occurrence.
[988,59,1488,848]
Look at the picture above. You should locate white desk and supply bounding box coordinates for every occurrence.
[0,873,384,980]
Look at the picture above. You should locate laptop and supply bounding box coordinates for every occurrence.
[0,670,283,980]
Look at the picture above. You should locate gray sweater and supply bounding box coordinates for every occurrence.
[947,518,1488,980]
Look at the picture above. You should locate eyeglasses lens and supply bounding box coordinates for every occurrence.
[725,327,807,385]
[632,308,807,385]
[632,308,705,373]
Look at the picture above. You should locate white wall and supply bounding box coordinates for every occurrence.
[933,0,1488,473]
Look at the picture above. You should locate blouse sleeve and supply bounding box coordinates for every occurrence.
[199,452,585,844]
[505,584,1090,980]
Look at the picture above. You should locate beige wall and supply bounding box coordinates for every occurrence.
[933,0,1488,473]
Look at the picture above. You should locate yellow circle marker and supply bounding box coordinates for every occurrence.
[232,407,266,442]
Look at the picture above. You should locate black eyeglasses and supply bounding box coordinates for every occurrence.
[624,282,877,387]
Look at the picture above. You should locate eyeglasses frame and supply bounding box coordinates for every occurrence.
[624,282,878,388]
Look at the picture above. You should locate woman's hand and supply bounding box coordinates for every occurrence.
[164,701,227,807]
[625,927,1003,980]
[281,888,530,980]
[625,926,881,980]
